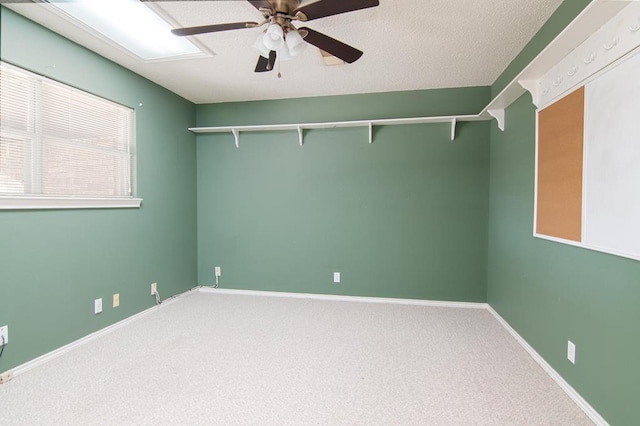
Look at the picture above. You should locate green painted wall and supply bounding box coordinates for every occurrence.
[487,93,640,425]
[196,88,491,301]
[0,7,197,372]
[487,2,640,424]
[3,2,633,424]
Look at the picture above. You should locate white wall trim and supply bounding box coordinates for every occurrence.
[0,196,143,210]
[487,306,609,426]
[3,287,198,379]
[198,287,488,309]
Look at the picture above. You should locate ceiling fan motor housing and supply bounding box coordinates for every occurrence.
[266,0,306,27]
[270,0,302,15]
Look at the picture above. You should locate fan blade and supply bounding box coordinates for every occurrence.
[255,51,277,72]
[247,1,273,11]
[299,28,363,63]
[294,0,379,21]
[172,22,258,37]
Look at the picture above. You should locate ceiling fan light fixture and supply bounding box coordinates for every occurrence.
[285,29,307,57]
[263,23,284,51]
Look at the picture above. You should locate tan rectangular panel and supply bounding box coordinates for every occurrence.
[536,87,584,242]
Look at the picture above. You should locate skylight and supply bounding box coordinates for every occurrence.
[48,0,203,61]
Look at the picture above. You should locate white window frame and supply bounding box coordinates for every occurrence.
[0,62,142,210]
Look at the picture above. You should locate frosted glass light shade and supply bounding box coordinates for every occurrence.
[286,30,307,57]
[278,43,293,62]
[253,33,271,58]
[263,24,284,51]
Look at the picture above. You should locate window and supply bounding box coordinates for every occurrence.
[0,62,141,209]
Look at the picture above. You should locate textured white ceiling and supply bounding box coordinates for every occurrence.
[6,0,563,104]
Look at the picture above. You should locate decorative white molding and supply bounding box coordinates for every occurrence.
[537,2,640,109]
[487,306,610,426]
[481,0,630,122]
[0,196,142,210]
[198,287,488,309]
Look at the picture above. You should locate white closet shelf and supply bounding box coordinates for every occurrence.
[190,0,633,143]
[189,114,489,146]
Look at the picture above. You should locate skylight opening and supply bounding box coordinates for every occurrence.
[48,0,203,61]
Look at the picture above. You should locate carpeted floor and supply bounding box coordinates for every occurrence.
[0,290,592,425]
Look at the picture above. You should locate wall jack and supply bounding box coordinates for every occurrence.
[214,266,221,288]
[151,283,162,305]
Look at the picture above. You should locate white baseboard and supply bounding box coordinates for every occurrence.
[4,287,198,379]
[487,306,608,426]
[198,287,488,309]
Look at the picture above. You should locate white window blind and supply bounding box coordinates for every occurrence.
[0,62,138,208]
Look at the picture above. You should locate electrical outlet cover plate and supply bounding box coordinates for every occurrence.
[0,371,13,384]
[567,340,576,364]
[94,298,102,315]
[151,282,157,295]
[333,272,341,283]
[113,293,120,308]
[0,325,7,345]
[215,266,221,277]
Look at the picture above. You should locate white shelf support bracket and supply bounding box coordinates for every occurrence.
[368,122,373,144]
[488,109,506,131]
[450,118,457,141]
[232,129,240,148]
[297,126,303,147]
[518,79,539,107]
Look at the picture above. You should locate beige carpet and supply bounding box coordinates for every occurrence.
[0,290,592,425]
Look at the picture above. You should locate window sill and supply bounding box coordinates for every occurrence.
[0,196,143,210]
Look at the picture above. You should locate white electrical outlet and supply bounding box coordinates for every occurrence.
[113,293,120,308]
[0,325,8,345]
[333,272,341,283]
[151,282,157,295]
[94,298,102,315]
[567,340,576,364]
[215,266,221,277]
